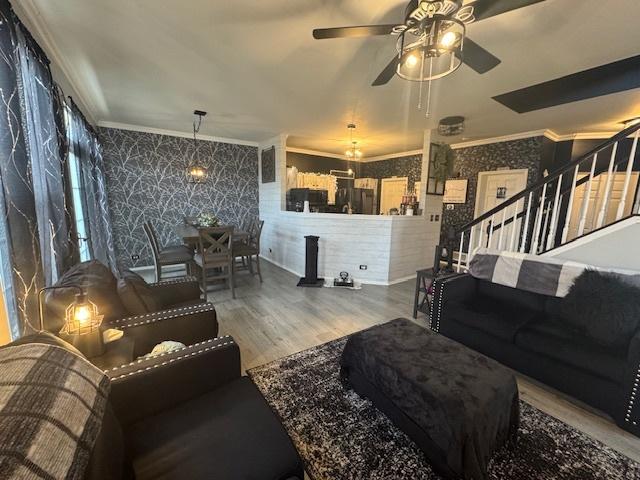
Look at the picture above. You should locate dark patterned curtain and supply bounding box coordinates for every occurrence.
[0,0,44,336]
[15,22,76,284]
[66,99,118,273]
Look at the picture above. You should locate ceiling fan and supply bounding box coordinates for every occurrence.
[313,0,546,87]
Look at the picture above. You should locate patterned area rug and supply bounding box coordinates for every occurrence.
[247,337,640,480]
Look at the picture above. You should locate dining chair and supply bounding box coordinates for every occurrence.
[143,221,194,282]
[233,220,264,283]
[194,226,235,300]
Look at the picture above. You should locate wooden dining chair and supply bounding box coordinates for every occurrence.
[143,221,194,282]
[233,220,264,283]
[193,226,235,300]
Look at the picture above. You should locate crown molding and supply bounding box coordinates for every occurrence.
[286,147,425,162]
[360,149,424,162]
[97,121,260,147]
[286,147,349,161]
[450,129,622,149]
[16,0,98,124]
[450,130,552,149]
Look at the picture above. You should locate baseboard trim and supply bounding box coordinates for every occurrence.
[260,256,418,286]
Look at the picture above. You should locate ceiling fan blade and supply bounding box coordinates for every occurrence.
[493,55,640,113]
[457,38,501,74]
[312,24,397,40]
[372,55,400,86]
[469,0,546,22]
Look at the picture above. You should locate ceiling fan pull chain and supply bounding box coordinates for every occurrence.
[417,49,426,109]
[425,58,434,118]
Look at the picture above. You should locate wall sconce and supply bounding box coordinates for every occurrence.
[38,285,104,358]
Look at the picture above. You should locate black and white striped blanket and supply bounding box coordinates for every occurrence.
[469,248,640,297]
[0,343,110,479]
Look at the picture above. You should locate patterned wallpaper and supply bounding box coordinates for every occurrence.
[360,154,423,211]
[360,154,423,188]
[99,127,259,269]
[440,137,544,244]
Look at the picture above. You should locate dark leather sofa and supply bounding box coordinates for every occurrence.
[7,332,304,480]
[430,273,640,436]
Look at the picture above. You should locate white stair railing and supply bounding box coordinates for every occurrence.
[446,123,640,273]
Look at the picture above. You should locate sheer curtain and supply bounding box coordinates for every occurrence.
[0,0,44,336]
[66,99,118,273]
[15,23,75,284]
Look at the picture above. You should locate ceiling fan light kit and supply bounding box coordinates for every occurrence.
[312,0,545,113]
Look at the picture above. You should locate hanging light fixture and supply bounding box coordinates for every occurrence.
[186,110,208,184]
[344,123,363,159]
[395,1,470,117]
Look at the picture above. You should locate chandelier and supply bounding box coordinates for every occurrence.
[186,110,208,184]
[344,123,362,159]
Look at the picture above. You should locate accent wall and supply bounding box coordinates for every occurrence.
[99,127,259,269]
[441,137,544,244]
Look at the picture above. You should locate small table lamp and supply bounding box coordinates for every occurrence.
[38,286,105,358]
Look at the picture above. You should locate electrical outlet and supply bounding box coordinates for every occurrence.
[131,254,140,261]
[359,265,367,270]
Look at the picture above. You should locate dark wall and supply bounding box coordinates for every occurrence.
[287,151,360,175]
[360,153,422,189]
[441,137,544,243]
[99,127,259,269]
[360,153,423,212]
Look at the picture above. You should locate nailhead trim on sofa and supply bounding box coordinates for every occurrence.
[108,336,235,379]
[107,304,216,329]
[626,363,640,426]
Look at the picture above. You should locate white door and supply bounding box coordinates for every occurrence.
[380,177,408,215]
[474,169,529,250]
[567,172,639,241]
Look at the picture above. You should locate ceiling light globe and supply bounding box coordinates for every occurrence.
[440,31,457,48]
[405,54,419,68]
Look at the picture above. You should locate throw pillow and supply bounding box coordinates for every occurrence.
[117,271,160,315]
[561,269,640,348]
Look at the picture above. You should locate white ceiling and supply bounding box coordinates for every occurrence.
[16,0,640,156]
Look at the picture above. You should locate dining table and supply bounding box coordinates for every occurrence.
[175,223,249,246]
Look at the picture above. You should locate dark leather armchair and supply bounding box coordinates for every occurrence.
[4,332,304,480]
[43,261,218,360]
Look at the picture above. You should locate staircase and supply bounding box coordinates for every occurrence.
[448,121,640,272]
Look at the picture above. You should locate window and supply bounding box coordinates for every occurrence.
[64,106,91,262]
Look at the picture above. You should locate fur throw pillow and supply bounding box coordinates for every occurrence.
[561,270,640,348]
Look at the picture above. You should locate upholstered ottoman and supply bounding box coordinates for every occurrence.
[340,318,519,480]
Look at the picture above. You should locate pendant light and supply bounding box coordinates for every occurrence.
[186,110,208,184]
[345,123,362,159]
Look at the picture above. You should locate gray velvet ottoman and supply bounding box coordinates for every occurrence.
[340,318,519,480]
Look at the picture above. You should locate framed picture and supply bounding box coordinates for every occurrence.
[261,146,275,183]
[443,178,468,204]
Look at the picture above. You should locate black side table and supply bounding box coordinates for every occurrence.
[413,268,434,319]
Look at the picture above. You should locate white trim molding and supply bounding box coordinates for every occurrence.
[286,147,349,161]
[451,129,619,149]
[97,121,260,147]
[361,149,424,162]
[15,0,99,124]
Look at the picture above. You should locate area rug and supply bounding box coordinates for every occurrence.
[247,337,640,480]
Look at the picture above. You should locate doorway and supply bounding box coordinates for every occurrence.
[474,169,529,249]
[380,177,408,215]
